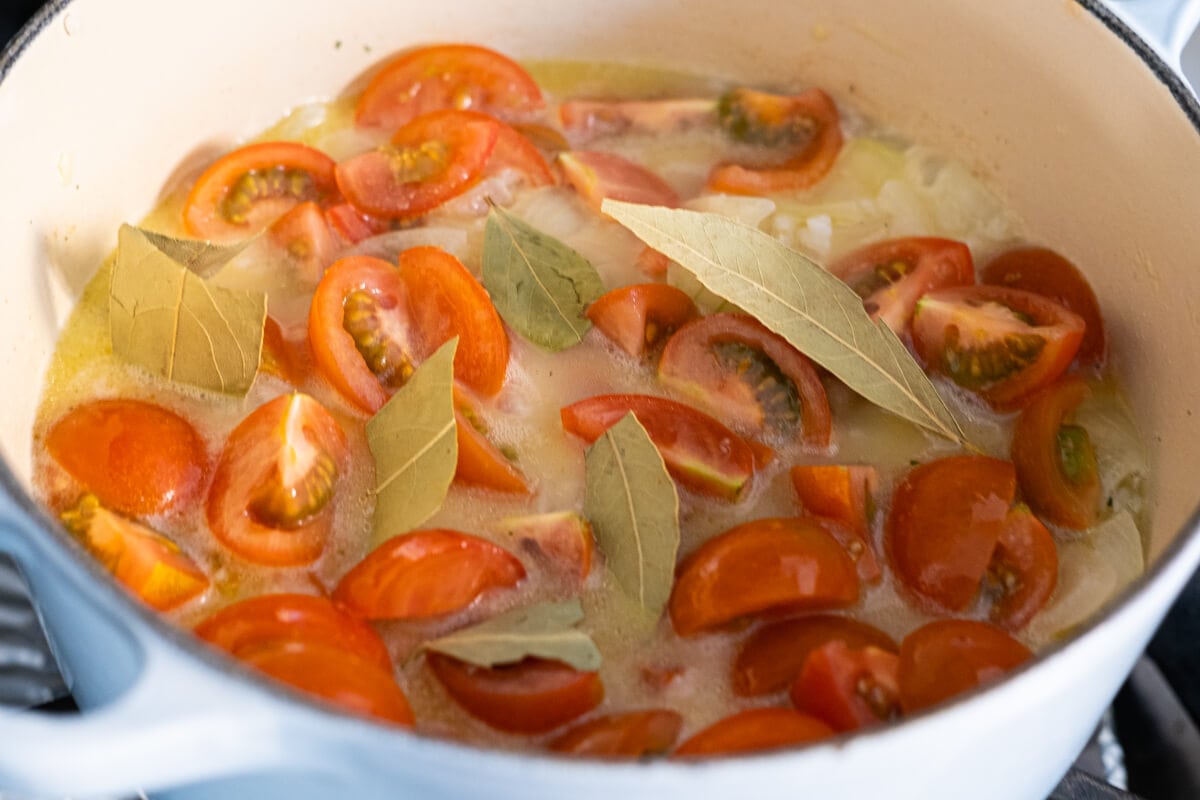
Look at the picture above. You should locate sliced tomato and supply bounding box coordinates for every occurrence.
[669,517,859,636]
[325,202,395,245]
[987,506,1058,632]
[333,529,525,620]
[732,614,897,697]
[266,201,339,287]
[454,385,529,494]
[45,399,206,517]
[830,237,975,335]
[207,394,349,566]
[559,98,716,141]
[558,151,680,213]
[510,122,569,153]
[427,653,602,734]
[1011,376,1101,530]
[560,394,761,500]
[790,641,901,732]
[983,246,1106,365]
[912,285,1085,410]
[480,113,556,187]
[356,44,544,131]
[183,142,338,242]
[673,708,833,757]
[636,246,672,278]
[549,709,683,757]
[898,619,1032,713]
[502,511,593,584]
[707,88,843,195]
[586,283,698,357]
[260,317,313,388]
[335,109,499,219]
[790,465,880,581]
[658,313,831,447]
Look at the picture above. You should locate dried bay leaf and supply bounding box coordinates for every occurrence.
[137,227,255,279]
[368,338,458,545]
[584,413,680,617]
[603,200,970,446]
[482,204,606,351]
[423,599,601,671]
[109,224,266,395]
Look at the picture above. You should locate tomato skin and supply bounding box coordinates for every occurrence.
[560,394,761,500]
[886,456,1017,612]
[586,283,698,357]
[674,708,834,757]
[502,511,593,584]
[989,506,1058,631]
[790,465,881,582]
[184,142,339,242]
[427,654,603,734]
[333,529,525,620]
[325,202,394,245]
[261,316,313,388]
[356,44,544,131]
[454,385,530,494]
[46,399,206,517]
[669,517,859,636]
[790,641,901,732]
[898,619,1032,713]
[658,313,831,448]
[558,150,680,212]
[549,709,683,757]
[266,201,339,286]
[481,113,556,187]
[732,614,897,697]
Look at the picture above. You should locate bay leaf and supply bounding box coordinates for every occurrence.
[367,338,458,545]
[602,200,970,446]
[583,412,680,617]
[482,204,606,351]
[423,599,601,671]
[109,224,266,395]
[137,227,255,279]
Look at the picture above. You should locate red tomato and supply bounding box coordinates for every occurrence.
[790,465,880,582]
[982,246,1106,365]
[549,709,683,757]
[669,517,859,636]
[912,285,1085,410]
[502,511,593,584]
[732,614,897,697]
[480,113,556,187]
[335,109,499,219]
[207,394,350,566]
[1011,376,1101,530]
[707,88,843,195]
[325,202,394,245]
[674,708,834,757]
[454,385,530,494]
[989,506,1058,631]
[260,317,313,388]
[183,142,338,242]
[898,619,1032,713]
[636,246,671,278]
[333,529,525,620]
[830,237,975,335]
[791,641,901,732]
[886,456,1016,612]
[427,653,603,734]
[585,283,698,357]
[45,399,206,517]
[658,313,831,448]
[560,394,762,500]
[266,200,338,286]
[558,151,680,212]
[356,44,544,131]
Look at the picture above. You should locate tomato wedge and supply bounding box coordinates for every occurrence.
[669,517,859,636]
[674,708,833,757]
[707,88,843,195]
[333,529,525,620]
[1011,376,1101,530]
[586,283,698,357]
[658,313,831,447]
[912,285,1085,410]
[790,465,880,582]
[183,142,338,242]
[207,394,350,566]
[830,237,975,335]
[502,511,593,584]
[790,641,901,732]
[45,399,206,517]
[558,150,680,212]
[898,619,1032,713]
[427,653,603,734]
[987,505,1058,631]
[260,316,312,388]
[356,44,544,131]
[325,202,394,245]
[560,394,761,500]
[266,201,339,287]
[550,709,683,757]
[479,112,556,187]
[454,385,530,494]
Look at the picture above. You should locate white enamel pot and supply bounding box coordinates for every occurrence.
[1,1,1199,798]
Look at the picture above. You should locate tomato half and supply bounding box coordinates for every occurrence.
[183,142,339,242]
[732,614,896,697]
[586,283,698,357]
[206,394,350,566]
[673,708,834,757]
[266,200,339,287]
[790,465,880,582]
[560,394,761,500]
[790,641,901,732]
[982,246,1106,365]
[707,88,843,195]
[898,619,1031,713]
[325,202,395,245]
[658,313,831,447]
[669,517,859,636]
[912,285,1085,409]
[549,709,683,757]
[454,385,530,494]
[479,112,556,187]
[502,511,594,584]
[45,399,206,517]
[988,505,1058,631]
[260,316,313,388]
[1011,376,1101,530]
[356,44,544,131]
[333,529,526,620]
[558,150,680,212]
[886,456,1017,612]
[830,237,975,335]
[427,653,603,734]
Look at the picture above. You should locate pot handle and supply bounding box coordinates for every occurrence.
[1107,0,1200,77]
